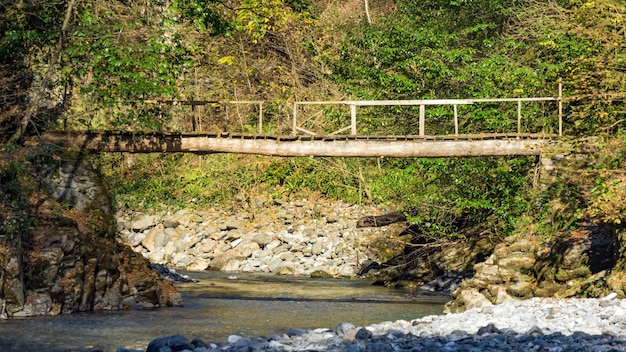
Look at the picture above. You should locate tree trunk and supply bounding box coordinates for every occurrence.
[357,211,407,227]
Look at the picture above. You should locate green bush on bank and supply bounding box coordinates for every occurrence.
[102,152,536,241]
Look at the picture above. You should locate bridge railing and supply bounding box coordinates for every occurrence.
[145,99,265,133]
[145,85,563,137]
[292,83,563,137]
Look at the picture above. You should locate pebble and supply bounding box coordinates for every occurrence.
[132,296,626,351]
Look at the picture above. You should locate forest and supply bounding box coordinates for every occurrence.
[1,0,626,267]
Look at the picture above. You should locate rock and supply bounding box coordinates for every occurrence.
[496,253,536,271]
[220,220,241,231]
[226,335,242,344]
[491,285,514,304]
[141,224,165,252]
[0,156,186,319]
[190,337,208,348]
[356,212,406,227]
[162,218,180,228]
[336,322,357,339]
[287,328,309,337]
[209,249,250,271]
[507,279,534,299]
[251,233,274,247]
[222,259,242,271]
[150,264,198,283]
[136,296,626,351]
[276,262,296,275]
[446,288,493,313]
[420,271,473,293]
[146,335,193,352]
[196,238,217,253]
[186,259,210,271]
[339,265,356,277]
[310,270,334,278]
[355,328,373,340]
[311,241,324,255]
[477,323,501,335]
[326,216,339,224]
[131,215,156,231]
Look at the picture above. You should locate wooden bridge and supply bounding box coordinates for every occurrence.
[39,89,564,158]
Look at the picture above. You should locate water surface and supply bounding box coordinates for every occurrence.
[0,272,448,351]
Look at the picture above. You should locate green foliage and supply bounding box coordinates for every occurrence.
[103,154,367,211]
[370,157,534,238]
[235,0,313,42]
[168,0,232,34]
[532,175,586,238]
[500,0,626,134]
[324,0,563,135]
[328,0,528,96]
[0,0,66,59]
[326,0,626,136]
[60,2,200,131]
[104,152,534,241]
[583,134,626,225]
[588,179,626,225]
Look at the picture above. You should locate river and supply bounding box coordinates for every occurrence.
[0,272,448,351]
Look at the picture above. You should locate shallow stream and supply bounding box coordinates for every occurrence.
[0,272,448,351]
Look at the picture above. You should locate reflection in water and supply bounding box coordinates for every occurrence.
[0,272,448,351]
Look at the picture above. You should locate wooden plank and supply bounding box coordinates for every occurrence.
[144,100,220,106]
[470,97,558,103]
[345,99,473,106]
[419,105,425,136]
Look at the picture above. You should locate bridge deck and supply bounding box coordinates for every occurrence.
[38,132,557,157]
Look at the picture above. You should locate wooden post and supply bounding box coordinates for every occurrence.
[191,104,197,131]
[454,104,459,135]
[419,105,425,137]
[517,100,522,134]
[558,80,563,136]
[292,103,298,135]
[364,0,372,24]
[223,103,228,132]
[350,104,357,135]
[258,101,263,134]
[193,67,199,131]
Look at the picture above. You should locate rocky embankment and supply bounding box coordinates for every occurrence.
[446,227,620,313]
[124,295,626,352]
[117,197,406,279]
[0,155,182,318]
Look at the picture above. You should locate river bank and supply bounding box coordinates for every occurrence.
[116,196,408,279]
[134,295,626,352]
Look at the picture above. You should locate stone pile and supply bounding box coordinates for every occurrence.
[122,295,626,352]
[117,198,400,278]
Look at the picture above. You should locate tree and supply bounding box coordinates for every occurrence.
[503,0,626,134]
[7,0,76,144]
[1,0,71,143]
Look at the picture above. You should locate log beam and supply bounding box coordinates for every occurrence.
[35,132,553,158]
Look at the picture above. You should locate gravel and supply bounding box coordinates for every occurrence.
[126,295,626,352]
